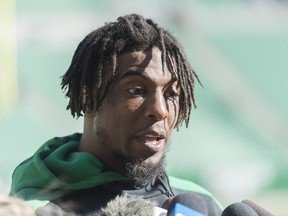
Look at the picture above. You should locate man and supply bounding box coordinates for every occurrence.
[10,14,222,215]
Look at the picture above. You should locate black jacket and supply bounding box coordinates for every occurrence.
[36,173,222,216]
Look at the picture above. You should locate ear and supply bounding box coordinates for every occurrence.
[82,85,97,116]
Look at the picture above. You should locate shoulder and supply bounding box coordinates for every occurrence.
[169,175,213,196]
[168,175,223,211]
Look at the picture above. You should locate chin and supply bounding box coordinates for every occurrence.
[125,154,166,180]
[112,150,166,179]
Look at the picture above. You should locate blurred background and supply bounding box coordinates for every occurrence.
[1,0,288,214]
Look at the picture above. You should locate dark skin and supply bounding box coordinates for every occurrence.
[79,47,180,177]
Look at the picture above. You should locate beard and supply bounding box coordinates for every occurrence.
[112,152,166,180]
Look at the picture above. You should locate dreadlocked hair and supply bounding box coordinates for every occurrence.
[61,13,201,129]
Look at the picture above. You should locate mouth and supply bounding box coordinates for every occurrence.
[135,131,166,152]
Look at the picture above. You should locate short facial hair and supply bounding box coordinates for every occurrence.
[112,152,166,180]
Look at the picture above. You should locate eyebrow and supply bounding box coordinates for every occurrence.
[119,70,153,81]
[118,70,178,83]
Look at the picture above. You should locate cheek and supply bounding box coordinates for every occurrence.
[124,98,145,112]
[104,98,144,128]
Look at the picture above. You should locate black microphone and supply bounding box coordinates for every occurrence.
[165,193,208,216]
[222,200,274,216]
[242,200,273,216]
[221,202,258,216]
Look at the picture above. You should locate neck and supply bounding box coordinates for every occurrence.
[79,115,96,153]
[79,115,128,176]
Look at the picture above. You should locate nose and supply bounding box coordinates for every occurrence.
[145,92,168,121]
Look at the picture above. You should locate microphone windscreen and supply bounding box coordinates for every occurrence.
[242,200,274,216]
[0,196,36,216]
[98,194,157,216]
[221,202,258,216]
[167,193,208,215]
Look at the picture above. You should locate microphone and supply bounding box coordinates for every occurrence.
[165,193,208,216]
[222,200,274,216]
[98,194,157,216]
[168,203,205,216]
[221,202,258,216]
[242,200,273,216]
[97,192,226,216]
[0,196,36,216]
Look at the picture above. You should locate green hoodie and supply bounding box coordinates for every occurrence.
[10,133,222,209]
[10,133,127,201]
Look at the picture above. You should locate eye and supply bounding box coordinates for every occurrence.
[166,90,180,100]
[127,86,146,96]
[165,81,180,100]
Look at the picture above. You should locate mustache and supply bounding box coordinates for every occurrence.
[134,123,168,137]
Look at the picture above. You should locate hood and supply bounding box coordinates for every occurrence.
[9,133,127,201]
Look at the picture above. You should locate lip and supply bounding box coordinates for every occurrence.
[134,130,166,152]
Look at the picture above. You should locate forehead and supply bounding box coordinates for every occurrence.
[117,47,161,70]
[116,47,175,81]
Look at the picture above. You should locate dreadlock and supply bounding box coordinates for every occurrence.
[61,13,201,129]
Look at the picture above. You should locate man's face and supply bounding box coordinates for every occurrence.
[90,47,180,176]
